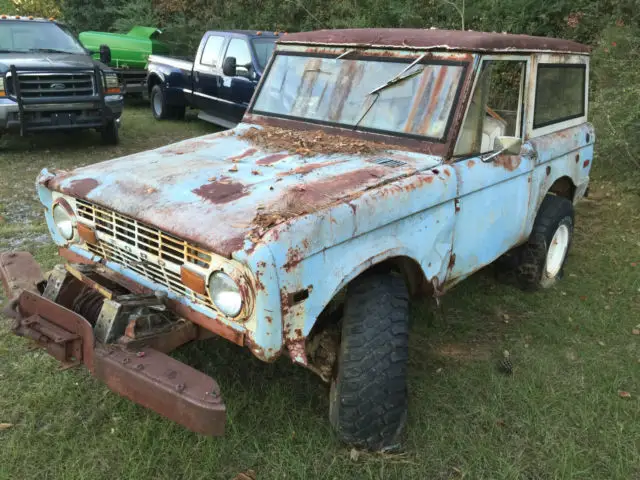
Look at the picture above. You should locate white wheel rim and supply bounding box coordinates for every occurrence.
[153,94,162,115]
[545,224,570,277]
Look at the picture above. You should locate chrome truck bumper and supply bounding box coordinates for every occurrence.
[0,251,226,436]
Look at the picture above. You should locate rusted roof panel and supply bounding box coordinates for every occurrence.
[278,28,591,54]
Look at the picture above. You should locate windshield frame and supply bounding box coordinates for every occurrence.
[0,20,87,55]
[248,50,470,144]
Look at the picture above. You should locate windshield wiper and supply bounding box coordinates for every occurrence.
[368,53,428,96]
[353,54,428,130]
[28,48,76,54]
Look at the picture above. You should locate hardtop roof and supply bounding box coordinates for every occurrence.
[278,28,590,55]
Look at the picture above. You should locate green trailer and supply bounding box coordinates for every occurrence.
[80,26,170,95]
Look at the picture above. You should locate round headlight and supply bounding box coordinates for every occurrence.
[52,203,75,240]
[208,271,242,317]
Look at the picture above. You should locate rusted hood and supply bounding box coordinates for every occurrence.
[40,125,442,257]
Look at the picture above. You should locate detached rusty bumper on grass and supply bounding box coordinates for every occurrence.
[0,251,226,436]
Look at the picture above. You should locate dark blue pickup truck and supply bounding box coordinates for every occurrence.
[146,30,278,128]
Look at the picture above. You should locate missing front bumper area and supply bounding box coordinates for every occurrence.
[0,251,226,436]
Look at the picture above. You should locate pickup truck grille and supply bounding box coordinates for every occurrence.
[10,72,95,98]
[75,199,215,310]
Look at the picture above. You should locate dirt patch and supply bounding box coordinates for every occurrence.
[238,126,387,157]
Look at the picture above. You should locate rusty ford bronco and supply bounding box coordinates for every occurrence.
[0,28,594,451]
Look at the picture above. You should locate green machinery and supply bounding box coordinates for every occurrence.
[80,26,170,95]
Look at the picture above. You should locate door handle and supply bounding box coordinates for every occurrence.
[194,71,199,81]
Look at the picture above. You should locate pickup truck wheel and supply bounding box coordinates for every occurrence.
[516,194,574,290]
[101,120,119,145]
[151,85,169,120]
[329,273,409,451]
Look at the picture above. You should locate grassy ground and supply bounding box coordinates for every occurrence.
[0,105,639,480]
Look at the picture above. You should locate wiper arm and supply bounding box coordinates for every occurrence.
[368,52,428,95]
[28,48,75,54]
[353,53,428,130]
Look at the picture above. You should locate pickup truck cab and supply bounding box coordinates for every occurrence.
[1,29,593,451]
[146,30,277,128]
[0,16,123,144]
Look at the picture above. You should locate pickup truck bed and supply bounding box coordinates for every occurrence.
[145,30,278,128]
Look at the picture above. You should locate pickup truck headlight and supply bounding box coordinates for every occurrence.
[103,73,120,94]
[52,201,76,240]
[208,271,242,317]
[0,76,5,97]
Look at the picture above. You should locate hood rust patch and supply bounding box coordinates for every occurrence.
[227,148,258,163]
[251,168,386,234]
[256,153,289,165]
[64,178,100,197]
[280,160,347,176]
[193,180,248,204]
[238,126,387,157]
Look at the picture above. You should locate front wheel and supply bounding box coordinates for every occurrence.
[516,194,574,290]
[329,273,410,451]
[101,119,119,145]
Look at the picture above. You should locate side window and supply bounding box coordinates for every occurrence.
[224,38,252,75]
[533,64,586,129]
[454,60,526,156]
[200,35,225,67]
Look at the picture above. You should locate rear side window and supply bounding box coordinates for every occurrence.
[533,64,586,129]
[200,35,225,66]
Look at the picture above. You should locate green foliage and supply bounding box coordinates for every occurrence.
[590,24,640,180]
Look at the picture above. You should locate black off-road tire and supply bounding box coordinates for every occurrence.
[329,273,410,451]
[100,119,119,145]
[516,194,574,290]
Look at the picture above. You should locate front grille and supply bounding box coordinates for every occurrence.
[76,199,215,310]
[9,72,95,98]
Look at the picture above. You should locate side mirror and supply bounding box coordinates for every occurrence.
[99,44,112,65]
[222,56,237,77]
[494,136,522,155]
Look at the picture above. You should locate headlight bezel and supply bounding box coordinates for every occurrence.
[0,76,5,97]
[51,197,77,241]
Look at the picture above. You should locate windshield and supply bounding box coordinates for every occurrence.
[251,38,276,69]
[0,21,86,54]
[252,54,466,140]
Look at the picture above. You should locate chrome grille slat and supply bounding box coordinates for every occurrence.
[78,199,214,309]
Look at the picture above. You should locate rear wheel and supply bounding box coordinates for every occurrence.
[151,85,185,120]
[516,194,574,290]
[151,85,169,120]
[329,273,410,451]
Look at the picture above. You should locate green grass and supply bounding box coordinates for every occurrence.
[1,105,639,480]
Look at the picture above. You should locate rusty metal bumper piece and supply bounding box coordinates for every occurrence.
[0,251,226,436]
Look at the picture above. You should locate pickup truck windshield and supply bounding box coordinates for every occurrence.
[251,39,275,69]
[0,21,86,54]
[252,54,466,140]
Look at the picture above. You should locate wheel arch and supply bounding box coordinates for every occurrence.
[547,175,577,202]
[146,72,164,94]
[305,253,430,339]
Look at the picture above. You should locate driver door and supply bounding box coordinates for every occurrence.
[448,56,535,282]
[218,37,259,123]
